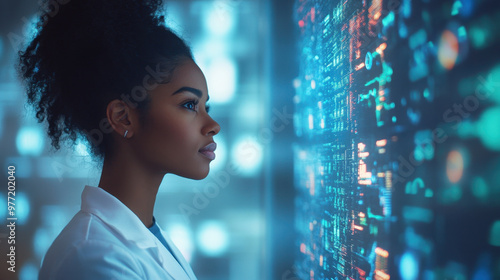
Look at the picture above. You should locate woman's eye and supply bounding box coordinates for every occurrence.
[182,100,198,111]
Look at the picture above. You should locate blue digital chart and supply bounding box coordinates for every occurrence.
[293,0,500,279]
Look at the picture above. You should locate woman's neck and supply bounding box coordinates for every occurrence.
[97,152,164,228]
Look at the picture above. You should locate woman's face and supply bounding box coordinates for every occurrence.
[130,59,220,180]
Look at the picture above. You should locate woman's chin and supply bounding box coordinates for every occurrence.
[176,167,210,180]
[190,172,209,180]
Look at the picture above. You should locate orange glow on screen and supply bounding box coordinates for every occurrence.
[376,43,387,54]
[438,30,459,70]
[358,142,366,151]
[356,62,365,70]
[375,247,389,258]
[446,150,464,183]
[300,243,306,253]
[375,269,390,280]
[376,139,387,146]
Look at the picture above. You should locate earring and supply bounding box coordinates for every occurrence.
[123,130,128,138]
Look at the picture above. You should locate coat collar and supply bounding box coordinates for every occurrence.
[80,185,196,280]
[80,185,156,248]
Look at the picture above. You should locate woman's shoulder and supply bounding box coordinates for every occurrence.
[42,211,131,262]
[53,210,124,245]
[38,211,146,280]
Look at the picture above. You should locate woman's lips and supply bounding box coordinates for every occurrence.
[199,142,217,160]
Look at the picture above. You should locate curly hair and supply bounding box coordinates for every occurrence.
[17,0,193,159]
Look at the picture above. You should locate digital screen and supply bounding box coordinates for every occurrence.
[293,0,500,279]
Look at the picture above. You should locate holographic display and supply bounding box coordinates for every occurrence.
[293,0,500,279]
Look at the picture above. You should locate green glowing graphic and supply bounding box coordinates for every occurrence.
[469,26,488,49]
[364,57,393,87]
[405,177,432,197]
[382,11,394,27]
[477,106,500,151]
[468,13,500,49]
[360,216,367,226]
[425,189,433,198]
[452,0,463,16]
[458,26,467,39]
[403,206,433,223]
[489,220,500,246]
[360,59,395,126]
[409,49,429,81]
[409,29,427,49]
[414,130,435,161]
[438,184,462,204]
[423,88,431,100]
[485,64,500,104]
[405,227,432,254]
[457,120,475,138]
[422,11,430,27]
[471,176,489,200]
[367,207,384,221]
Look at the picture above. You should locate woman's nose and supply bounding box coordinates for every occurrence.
[203,116,220,136]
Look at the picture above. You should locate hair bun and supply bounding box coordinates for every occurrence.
[18,0,192,158]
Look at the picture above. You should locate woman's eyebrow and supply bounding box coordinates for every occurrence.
[171,86,210,102]
[171,86,202,98]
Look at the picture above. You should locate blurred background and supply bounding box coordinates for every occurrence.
[3,0,500,280]
[0,0,296,279]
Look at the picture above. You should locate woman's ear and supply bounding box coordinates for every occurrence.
[106,99,139,138]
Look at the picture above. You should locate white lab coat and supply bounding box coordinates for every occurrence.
[38,185,197,280]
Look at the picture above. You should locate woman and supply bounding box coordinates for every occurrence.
[17,0,219,279]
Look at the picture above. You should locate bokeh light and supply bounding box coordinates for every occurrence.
[196,220,229,257]
[19,262,38,280]
[489,220,500,247]
[205,56,237,104]
[477,106,500,151]
[471,176,489,200]
[451,0,474,17]
[469,16,495,49]
[438,30,459,70]
[439,184,463,204]
[446,150,464,183]
[399,251,419,280]
[16,192,31,225]
[167,223,195,263]
[204,1,235,36]
[231,136,263,176]
[195,39,228,59]
[237,99,264,125]
[456,0,474,18]
[16,126,45,156]
[33,228,53,259]
[484,64,500,104]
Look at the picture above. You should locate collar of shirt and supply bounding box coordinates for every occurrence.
[80,185,156,248]
[80,185,197,280]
